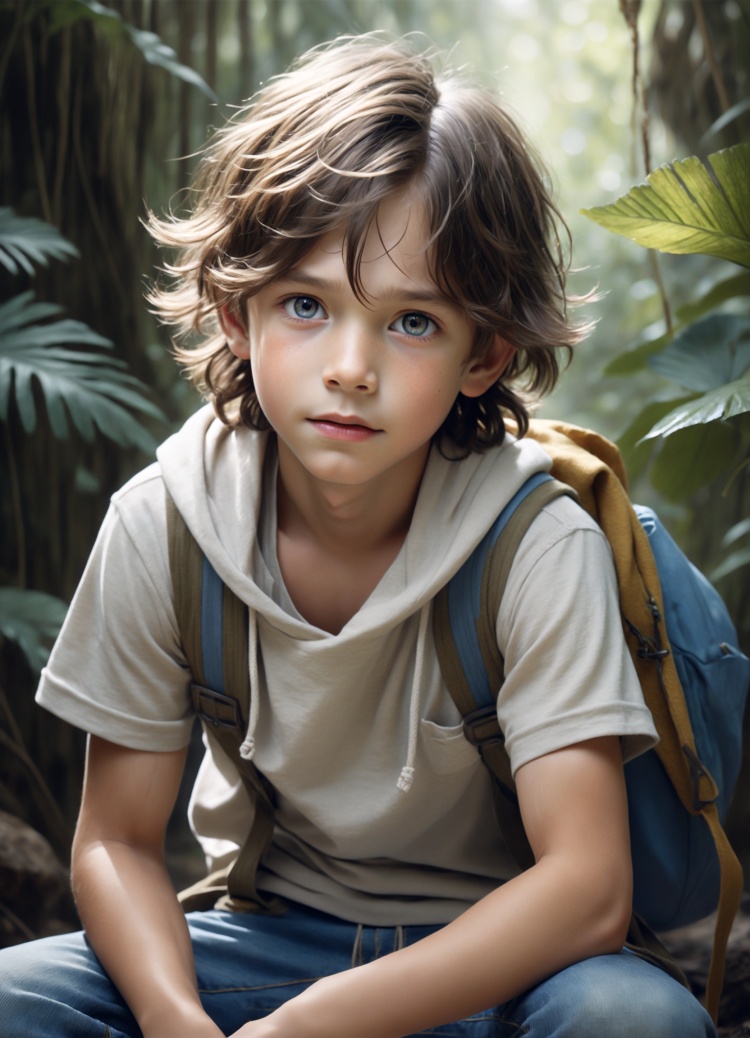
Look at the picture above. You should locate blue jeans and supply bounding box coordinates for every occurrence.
[0,902,716,1037]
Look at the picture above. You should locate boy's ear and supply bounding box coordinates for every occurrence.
[220,306,250,360]
[460,338,516,398]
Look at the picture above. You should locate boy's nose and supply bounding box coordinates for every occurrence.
[322,332,378,394]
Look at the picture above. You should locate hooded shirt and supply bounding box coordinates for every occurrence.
[37,405,657,925]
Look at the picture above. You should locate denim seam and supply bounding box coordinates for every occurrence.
[494,1011,529,1034]
[198,976,321,995]
[420,1011,527,1036]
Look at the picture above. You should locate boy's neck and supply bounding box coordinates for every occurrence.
[273,439,431,633]
[275,439,430,554]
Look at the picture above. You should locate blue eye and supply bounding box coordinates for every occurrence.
[394,312,436,337]
[284,296,325,320]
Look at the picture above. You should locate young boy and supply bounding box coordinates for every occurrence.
[1,34,716,1038]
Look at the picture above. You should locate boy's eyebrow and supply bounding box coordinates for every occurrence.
[277,270,454,308]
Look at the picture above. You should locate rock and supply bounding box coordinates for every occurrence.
[0,810,74,946]
[661,895,750,1037]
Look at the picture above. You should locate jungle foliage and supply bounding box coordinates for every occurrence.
[580,0,750,876]
[0,0,748,937]
[0,0,477,923]
[581,142,750,575]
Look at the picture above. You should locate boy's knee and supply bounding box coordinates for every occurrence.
[574,974,712,1037]
[0,933,134,1038]
[0,940,53,1032]
[517,953,716,1038]
[0,937,50,994]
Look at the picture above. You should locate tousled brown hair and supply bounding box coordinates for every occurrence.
[148,34,589,453]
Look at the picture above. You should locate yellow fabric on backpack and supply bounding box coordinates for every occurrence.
[522,418,743,1023]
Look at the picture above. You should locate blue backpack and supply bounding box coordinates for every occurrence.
[432,420,749,1024]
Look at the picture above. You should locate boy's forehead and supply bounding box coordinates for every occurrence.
[293,192,445,299]
[362,192,431,263]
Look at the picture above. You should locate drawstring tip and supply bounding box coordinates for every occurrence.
[239,738,255,761]
[397,766,414,793]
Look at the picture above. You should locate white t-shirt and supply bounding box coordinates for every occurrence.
[37,408,657,925]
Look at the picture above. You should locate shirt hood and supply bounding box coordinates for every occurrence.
[157,405,552,646]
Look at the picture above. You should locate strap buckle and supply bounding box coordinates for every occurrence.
[683,744,720,812]
[462,704,502,747]
[192,684,241,729]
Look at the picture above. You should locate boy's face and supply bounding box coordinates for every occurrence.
[223,193,511,493]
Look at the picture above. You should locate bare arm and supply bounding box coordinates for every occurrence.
[72,735,223,1038]
[231,735,633,1038]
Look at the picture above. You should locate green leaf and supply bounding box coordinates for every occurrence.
[0,208,78,277]
[0,292,66,333]
[675,271,750,325]
[702,98,750,143]
[647,314,750,391]
[723,517,750,547]
[0,292,166,451]
[74,465,102,495]
[46,1,217,100]
[605,274,750,378]
[710,547,750,584]
[617,397,690,480]
[125,28,217,100]
[580,144,750,267]
[642,374,750,439]
[45,0,122,31]
[649,422,739,500]
[0,588,68,672]
[604,326,673,376]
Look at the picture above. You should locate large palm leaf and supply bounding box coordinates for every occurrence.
[0,292,166,452]
[0,589,68,673]
[0,208,79,277]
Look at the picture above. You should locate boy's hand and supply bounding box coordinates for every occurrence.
[228,999,312,1038]
[143,1016,225,1038]
[229,1017,286,1038]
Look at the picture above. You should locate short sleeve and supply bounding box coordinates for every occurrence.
[495,495,658,775]
[35,467,195,750]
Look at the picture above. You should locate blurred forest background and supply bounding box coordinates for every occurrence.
[0,0,749,945]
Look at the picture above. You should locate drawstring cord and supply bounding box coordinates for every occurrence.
[397,604,430,793]
[350,923,405,965]
[238,602,430,785]
[239,607,260,760]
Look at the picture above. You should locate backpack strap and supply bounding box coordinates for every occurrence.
[434,473,572,871]
[434,470,693,992]
[436,427,743,1023]
[165,490,283,915]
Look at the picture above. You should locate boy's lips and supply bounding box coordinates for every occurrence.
[307,414,382,440]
